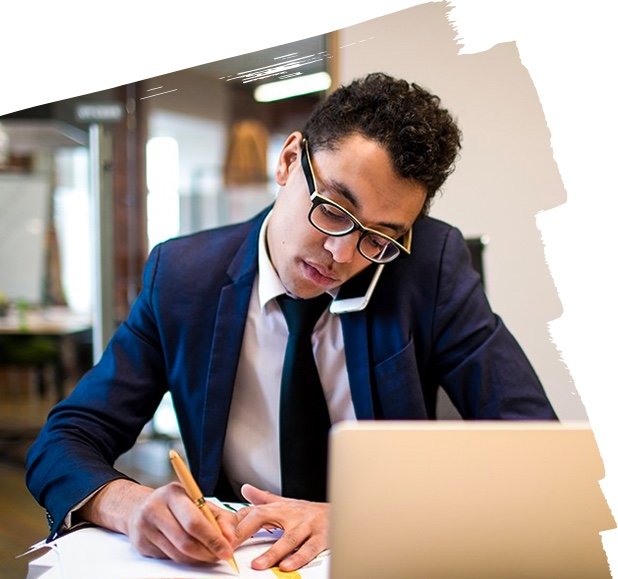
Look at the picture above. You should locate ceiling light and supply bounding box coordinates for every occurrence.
[254,72,331,103]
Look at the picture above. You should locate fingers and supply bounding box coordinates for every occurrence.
[209,502,243,548]
[127,481,329,572]
[240,483,281,506]
[132,524,212,564]
[235,494,329,572]
[252,524,326,572]
[127,482,236,564]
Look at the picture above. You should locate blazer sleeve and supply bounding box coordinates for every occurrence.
[25,244,169,537]
[431,226,557,419]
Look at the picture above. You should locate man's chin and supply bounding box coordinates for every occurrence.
[287,287,330,300]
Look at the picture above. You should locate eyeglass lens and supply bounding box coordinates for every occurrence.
[310,202,399,261]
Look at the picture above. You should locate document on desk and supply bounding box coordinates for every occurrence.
[29,526,329,579]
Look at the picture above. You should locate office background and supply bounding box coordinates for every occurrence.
[1,2,581,420]
[3,2,611,576]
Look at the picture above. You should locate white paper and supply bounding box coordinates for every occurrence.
[29,525,329,579]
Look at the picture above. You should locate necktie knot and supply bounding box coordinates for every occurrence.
[277,294,331,336]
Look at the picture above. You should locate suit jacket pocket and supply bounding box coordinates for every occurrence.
[373,339,428,419]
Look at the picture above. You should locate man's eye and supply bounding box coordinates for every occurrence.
[365,234,389,249]
[319,204,349,222]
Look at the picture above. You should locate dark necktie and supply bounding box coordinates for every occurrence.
[277,293,332,502]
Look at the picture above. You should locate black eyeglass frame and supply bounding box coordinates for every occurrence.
[300,139,412,264]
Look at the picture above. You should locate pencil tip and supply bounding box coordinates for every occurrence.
[229,557,240,574]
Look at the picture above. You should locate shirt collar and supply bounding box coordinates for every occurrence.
[257,211,287,310]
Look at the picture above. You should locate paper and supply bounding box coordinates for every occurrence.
[28,526,329,579]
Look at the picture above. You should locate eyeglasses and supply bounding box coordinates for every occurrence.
[300,139,412,264]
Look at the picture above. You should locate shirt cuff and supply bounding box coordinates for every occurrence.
[61,481,112,530]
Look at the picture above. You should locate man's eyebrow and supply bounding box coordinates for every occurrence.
[325,177,409,235]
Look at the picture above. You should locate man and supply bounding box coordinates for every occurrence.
[26,73,556,572]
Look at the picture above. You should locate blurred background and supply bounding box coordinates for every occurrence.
[0,3,581,577]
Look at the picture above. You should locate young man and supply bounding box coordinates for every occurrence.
[26,73,556,572]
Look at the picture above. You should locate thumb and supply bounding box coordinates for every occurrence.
[240,484,282,505]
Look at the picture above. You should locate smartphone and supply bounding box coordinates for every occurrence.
[329,264,385,314]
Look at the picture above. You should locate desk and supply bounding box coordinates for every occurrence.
[0,307,92,401]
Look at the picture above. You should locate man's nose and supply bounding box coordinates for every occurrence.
[323,233,359,264]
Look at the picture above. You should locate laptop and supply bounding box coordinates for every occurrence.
[327,421,614,579]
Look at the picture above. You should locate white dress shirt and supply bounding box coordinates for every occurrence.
[222,213,356,497]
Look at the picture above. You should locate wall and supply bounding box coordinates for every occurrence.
[337,2,581,419]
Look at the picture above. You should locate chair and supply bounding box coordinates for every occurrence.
[0,334,62,399]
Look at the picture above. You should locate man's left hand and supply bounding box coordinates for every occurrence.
[234,484,329,572]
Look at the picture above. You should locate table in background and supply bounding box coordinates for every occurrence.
[0,306,92,401]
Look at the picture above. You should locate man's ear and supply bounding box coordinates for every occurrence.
[274,131,303,186]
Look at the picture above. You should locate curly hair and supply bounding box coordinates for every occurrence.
[302,73,462,214]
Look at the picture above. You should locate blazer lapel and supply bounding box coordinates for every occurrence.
[198,213,264,490]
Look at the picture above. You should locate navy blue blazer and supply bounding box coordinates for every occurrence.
[26,208,556,535]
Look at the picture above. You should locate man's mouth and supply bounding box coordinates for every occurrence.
[301,260,339,287]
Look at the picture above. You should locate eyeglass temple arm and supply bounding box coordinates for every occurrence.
[301,139,317,195]
[402,228,412,253]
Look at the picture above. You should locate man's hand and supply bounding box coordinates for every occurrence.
[78,479,239,564]
[235,484,329,572]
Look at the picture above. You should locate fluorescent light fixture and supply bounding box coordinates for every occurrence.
[254,72,332,103]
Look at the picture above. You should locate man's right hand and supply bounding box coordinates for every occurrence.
[77,479,239,564]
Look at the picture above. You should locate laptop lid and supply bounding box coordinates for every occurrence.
[327,421,614,579]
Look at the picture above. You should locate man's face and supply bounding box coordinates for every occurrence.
[267,132,427,299]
